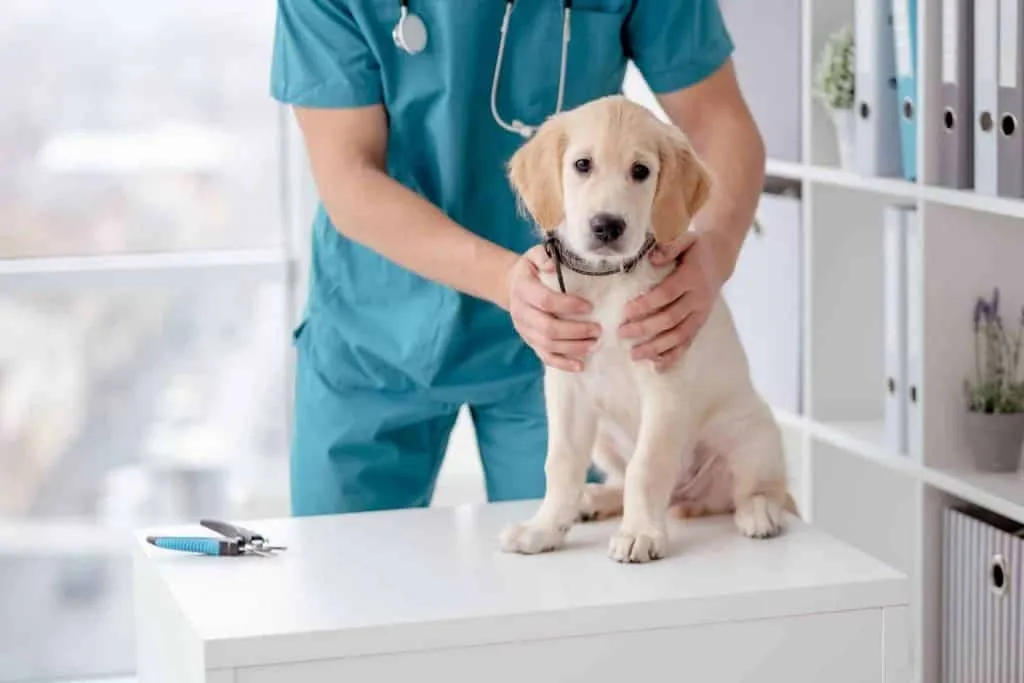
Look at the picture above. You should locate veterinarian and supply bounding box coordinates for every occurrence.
[272,0,766,516]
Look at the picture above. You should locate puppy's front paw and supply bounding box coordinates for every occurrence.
[608,526,666,563]
[500,522,568,555]
[734,494,783,539]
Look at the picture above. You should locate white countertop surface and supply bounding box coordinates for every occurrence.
[135,500,907,669]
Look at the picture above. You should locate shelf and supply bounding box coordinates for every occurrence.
[803,166,918,199]
[762,160,1024,219]
[918,184,1024,220]
[768,409,918,475]
[810,420,924,478]
[764,159,805,181]
[750,3,1024,679]
[815,419,886,453]
[777,413,1024,525]
[771,407,806,430]
[923,468,1024,526]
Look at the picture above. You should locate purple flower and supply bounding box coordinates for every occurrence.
[992,288,1001,316]
[974,297,987,331]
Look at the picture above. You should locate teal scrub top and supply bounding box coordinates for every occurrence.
[271,0,734,398]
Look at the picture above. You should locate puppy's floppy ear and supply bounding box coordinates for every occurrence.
[507,116,568,232]
[651,126,712,244]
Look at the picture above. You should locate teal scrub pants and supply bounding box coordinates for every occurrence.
[290,327,548,516]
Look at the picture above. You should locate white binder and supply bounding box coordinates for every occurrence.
[723,184,803,415]
[975,0,1001,195]
[854,0,903,177]
[883,205,910,455]
[905,207,923,461]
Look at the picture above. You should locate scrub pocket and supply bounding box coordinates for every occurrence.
[297,310,421,395]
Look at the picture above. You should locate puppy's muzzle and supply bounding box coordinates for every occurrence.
[590,213,626,245]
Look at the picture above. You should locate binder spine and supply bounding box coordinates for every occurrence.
[856,0,903,177]
[996,0,1024,198]
[892,0,918,181]
[939,0,974,189]
[975,0,1001,195]
[905,207,923,461]
[883,205,911,456]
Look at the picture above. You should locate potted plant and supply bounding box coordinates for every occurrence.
[963,288,1024,473]
[813,24,856,170]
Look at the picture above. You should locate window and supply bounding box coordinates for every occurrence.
[1,3,487,680]
[0,2,297,680]
[1,1,282,258]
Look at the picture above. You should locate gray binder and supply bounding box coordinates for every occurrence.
[939,0,974,188]
[854,0,902,177]
[997,0,1024,198]
[975,0,1000,195]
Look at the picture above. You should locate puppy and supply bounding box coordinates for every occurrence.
[500,96,794,563]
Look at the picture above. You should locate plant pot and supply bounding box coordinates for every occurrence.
[965,411,1024,473]
[829,108,856,171]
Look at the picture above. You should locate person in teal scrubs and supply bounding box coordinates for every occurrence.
[271,0,767,516]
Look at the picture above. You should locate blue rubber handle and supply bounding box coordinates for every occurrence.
[149,537,223,555]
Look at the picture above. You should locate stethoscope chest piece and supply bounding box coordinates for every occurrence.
[393,5,427,55]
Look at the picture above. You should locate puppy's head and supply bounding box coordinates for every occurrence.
[508,96,711,263]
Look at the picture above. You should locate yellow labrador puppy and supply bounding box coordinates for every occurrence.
[501,96,793,563]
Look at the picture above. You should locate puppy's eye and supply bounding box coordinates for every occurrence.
[630,163,651,182]
[574,157,592,175]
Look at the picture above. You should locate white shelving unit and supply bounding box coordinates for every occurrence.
[629,3,1024,683]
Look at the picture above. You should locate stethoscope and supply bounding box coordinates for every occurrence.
[393,0,573,139]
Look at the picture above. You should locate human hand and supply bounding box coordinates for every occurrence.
[619,230,736,372]
[506,245,600,372]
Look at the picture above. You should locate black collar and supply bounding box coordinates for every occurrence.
[543,234,657,293]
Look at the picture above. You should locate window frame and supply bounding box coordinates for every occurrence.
[0,104,315,557]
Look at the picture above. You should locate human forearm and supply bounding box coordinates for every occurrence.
[295,105,518,310]
[623,62,767,369]
[317,163,519,309]
[686,107,765,280]
[659,61,766,281]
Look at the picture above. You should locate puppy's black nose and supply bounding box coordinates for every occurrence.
[590,213,626,243]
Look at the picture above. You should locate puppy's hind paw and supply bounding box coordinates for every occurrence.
[576,484,624,523]
[734,494,783,539]
[499,522,568,555]
[608,527,667,563]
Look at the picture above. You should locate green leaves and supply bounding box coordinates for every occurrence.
[814,25,855,111]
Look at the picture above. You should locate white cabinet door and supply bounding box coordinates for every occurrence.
[237,611,884,683]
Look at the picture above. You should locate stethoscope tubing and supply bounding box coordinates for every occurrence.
[395,0,573,139]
